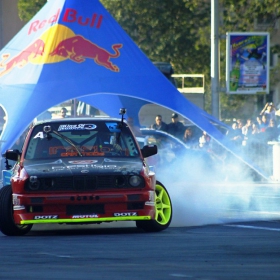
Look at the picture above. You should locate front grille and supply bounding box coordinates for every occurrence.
[25,175,144,192]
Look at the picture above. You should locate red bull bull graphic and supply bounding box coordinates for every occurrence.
[0,24,122,77]
[49,35,122,72]
[0,39,45,77]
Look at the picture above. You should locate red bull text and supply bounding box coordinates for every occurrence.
[28,8,103,35]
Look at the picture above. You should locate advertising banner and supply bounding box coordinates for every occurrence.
[226,32,270,94]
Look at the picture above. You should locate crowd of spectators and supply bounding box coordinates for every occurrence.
[150,102,280,152]
[150,112,212,149]
[227,102,280,147]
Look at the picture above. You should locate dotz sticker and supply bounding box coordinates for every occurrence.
[34,215,58,219]
[113,212,137,217]
[58,124,97,131]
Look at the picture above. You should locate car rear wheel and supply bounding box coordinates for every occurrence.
[0,185,32,236]
[136,181,172,232]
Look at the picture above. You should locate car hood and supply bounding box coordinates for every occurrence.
[23,157,144,177]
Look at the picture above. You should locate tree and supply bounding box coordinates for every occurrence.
[18,0,46,22]
[17,0,280,119]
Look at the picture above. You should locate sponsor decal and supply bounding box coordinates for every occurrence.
[58,124,97,131]
[91,164,117,169]
[68,160,98,164]
[34,215,58,220]
[105,123,121,133]
[72,215,99,218]
[113,212,137,217]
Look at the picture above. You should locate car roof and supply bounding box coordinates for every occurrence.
[33,117,124,126]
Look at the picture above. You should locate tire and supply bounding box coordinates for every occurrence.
[0,185,32,236]
[136,181,172,232]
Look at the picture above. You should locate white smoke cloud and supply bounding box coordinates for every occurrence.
[157,152,280,227]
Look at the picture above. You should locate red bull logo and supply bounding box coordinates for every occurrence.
[50,35,122,72]
[0,39,44,77]
[0,21,122,77]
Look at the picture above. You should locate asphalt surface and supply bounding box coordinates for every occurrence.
[1,220,280,280]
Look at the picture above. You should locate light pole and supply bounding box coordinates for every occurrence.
[211,0,220,119]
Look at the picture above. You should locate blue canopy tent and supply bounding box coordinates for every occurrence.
[0,0,268,179]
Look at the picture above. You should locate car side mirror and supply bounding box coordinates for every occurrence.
[3,149,21,161]
[141,145,157,158]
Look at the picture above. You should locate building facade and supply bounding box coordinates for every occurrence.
[0,0,24,49]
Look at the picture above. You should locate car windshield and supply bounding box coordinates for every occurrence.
[25,121,140,160]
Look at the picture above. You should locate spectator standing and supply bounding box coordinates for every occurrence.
[242,118,253,136]
[199,131,211,148]
[263,119,279,142]
[236,119,244,133]
[259,114,269,132]
[236,118,243,127]
[226,122,243,145]
[183,127,197,148]
[151,115,168,131]
[260,102,276,122]
[246,121,260,145]
[167,113,185,138]
[251,122,260,136]
[60,107,69,118]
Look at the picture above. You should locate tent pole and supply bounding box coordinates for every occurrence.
[72,99,77,117]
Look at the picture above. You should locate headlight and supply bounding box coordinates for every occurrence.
[29,176,40,190]
[129,175,142,187]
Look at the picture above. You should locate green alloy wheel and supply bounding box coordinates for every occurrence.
[136,181,172,232]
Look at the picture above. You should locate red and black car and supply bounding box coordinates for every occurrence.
[0,112,172,236]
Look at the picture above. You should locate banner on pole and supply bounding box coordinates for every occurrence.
[226,32,270,94]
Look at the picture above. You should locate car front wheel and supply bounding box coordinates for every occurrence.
[136,181,172,232]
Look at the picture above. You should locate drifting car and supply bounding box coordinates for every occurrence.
[0,110,172,236]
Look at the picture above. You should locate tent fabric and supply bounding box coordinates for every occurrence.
[0,0,268,179]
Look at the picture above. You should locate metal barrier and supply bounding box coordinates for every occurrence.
[241,141,273,177]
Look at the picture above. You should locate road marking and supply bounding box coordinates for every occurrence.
[225,225,280,231]
[38,252,72,258]
[169,274,192,278]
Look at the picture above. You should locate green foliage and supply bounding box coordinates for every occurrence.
[17,0,280,119]
[18,0,46,22]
